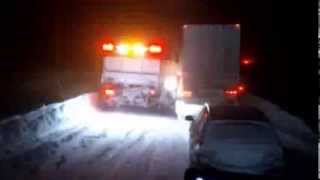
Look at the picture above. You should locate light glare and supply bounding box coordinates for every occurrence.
[105,89,115,96]
[183,91,192,98]
[116,44,130,55]
[237,85,245,91]
[175,100,202,119]
[196,177,204,180]
[64,94,191,134]
[164,76,177,91]
[132,43,147,56]
[102,43,114,51]
[149,45,162,53]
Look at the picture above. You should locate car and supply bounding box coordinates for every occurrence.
[185,103,284,179]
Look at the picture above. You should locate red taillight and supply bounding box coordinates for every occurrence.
[241,59,253,65]
[237,85,245,92]
[148,45,162,53]
[224,83,246,99]
[104,89,115,96]
[225,90,238,96]
[102,43,114,51]
[149,89,156,96]
[182,90,192,98]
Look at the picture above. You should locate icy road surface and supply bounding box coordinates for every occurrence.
[0,93,316,179]
[0,94,193,180]
[38,114,190,180]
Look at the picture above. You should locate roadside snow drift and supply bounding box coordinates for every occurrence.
[0,94,89,159]
[0,103,64,158]
[241,95,317,157]
[0,92,316,179]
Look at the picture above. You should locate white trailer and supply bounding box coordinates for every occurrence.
[178,24,241,99]
[176,24,241,117]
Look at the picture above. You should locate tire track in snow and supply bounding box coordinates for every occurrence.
[92,129,150,165]
[106,132,157,180]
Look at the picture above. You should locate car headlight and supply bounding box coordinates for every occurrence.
[195,177,204,180]
[164,76,177,91]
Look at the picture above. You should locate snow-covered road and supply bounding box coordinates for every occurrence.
[0,93,316,179]
[0,94,193,180]
[37,114,190,180]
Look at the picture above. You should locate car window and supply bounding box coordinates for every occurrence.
[209,105,268,121]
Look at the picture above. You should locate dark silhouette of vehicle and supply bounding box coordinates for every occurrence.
[185,104,284,179]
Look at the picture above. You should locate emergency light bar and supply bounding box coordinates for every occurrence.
[116,44,130,55]
[102,43,114,51]
[149,45,162,53]
[102,42,162,57]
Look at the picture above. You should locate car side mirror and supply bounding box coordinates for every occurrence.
[185,115,194,121]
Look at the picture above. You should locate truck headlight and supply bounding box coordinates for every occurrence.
[164,76,177,91]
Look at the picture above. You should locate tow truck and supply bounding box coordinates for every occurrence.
[98,38,178,113]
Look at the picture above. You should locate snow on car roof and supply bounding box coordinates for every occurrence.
[209,105,269,122]
[203,120,279,144]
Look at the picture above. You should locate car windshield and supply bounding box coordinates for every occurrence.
[209,105,268,121]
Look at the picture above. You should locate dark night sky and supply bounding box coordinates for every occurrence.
[0,0,317,130]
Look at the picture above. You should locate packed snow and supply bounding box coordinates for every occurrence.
[0,93,316,179]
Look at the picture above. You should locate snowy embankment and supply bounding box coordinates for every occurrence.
[0,95,84,160]
[242,95,317,157]
[0,92,316,160]
[0,93,190,180]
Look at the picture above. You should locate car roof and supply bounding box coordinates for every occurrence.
[208,104,269,122]
[203,120,278,141]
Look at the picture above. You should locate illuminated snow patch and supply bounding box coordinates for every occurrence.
[175,100,203,118]
[64,95,94,126]
[63,94,190,134]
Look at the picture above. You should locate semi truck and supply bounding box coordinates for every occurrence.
[98,38,178,112]
[176,24,241,115]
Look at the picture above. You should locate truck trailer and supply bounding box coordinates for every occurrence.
[176,24,241,116]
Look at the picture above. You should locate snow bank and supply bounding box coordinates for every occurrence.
[0,103,58,158]
[240,95,317,157]
[0,99,76,159]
